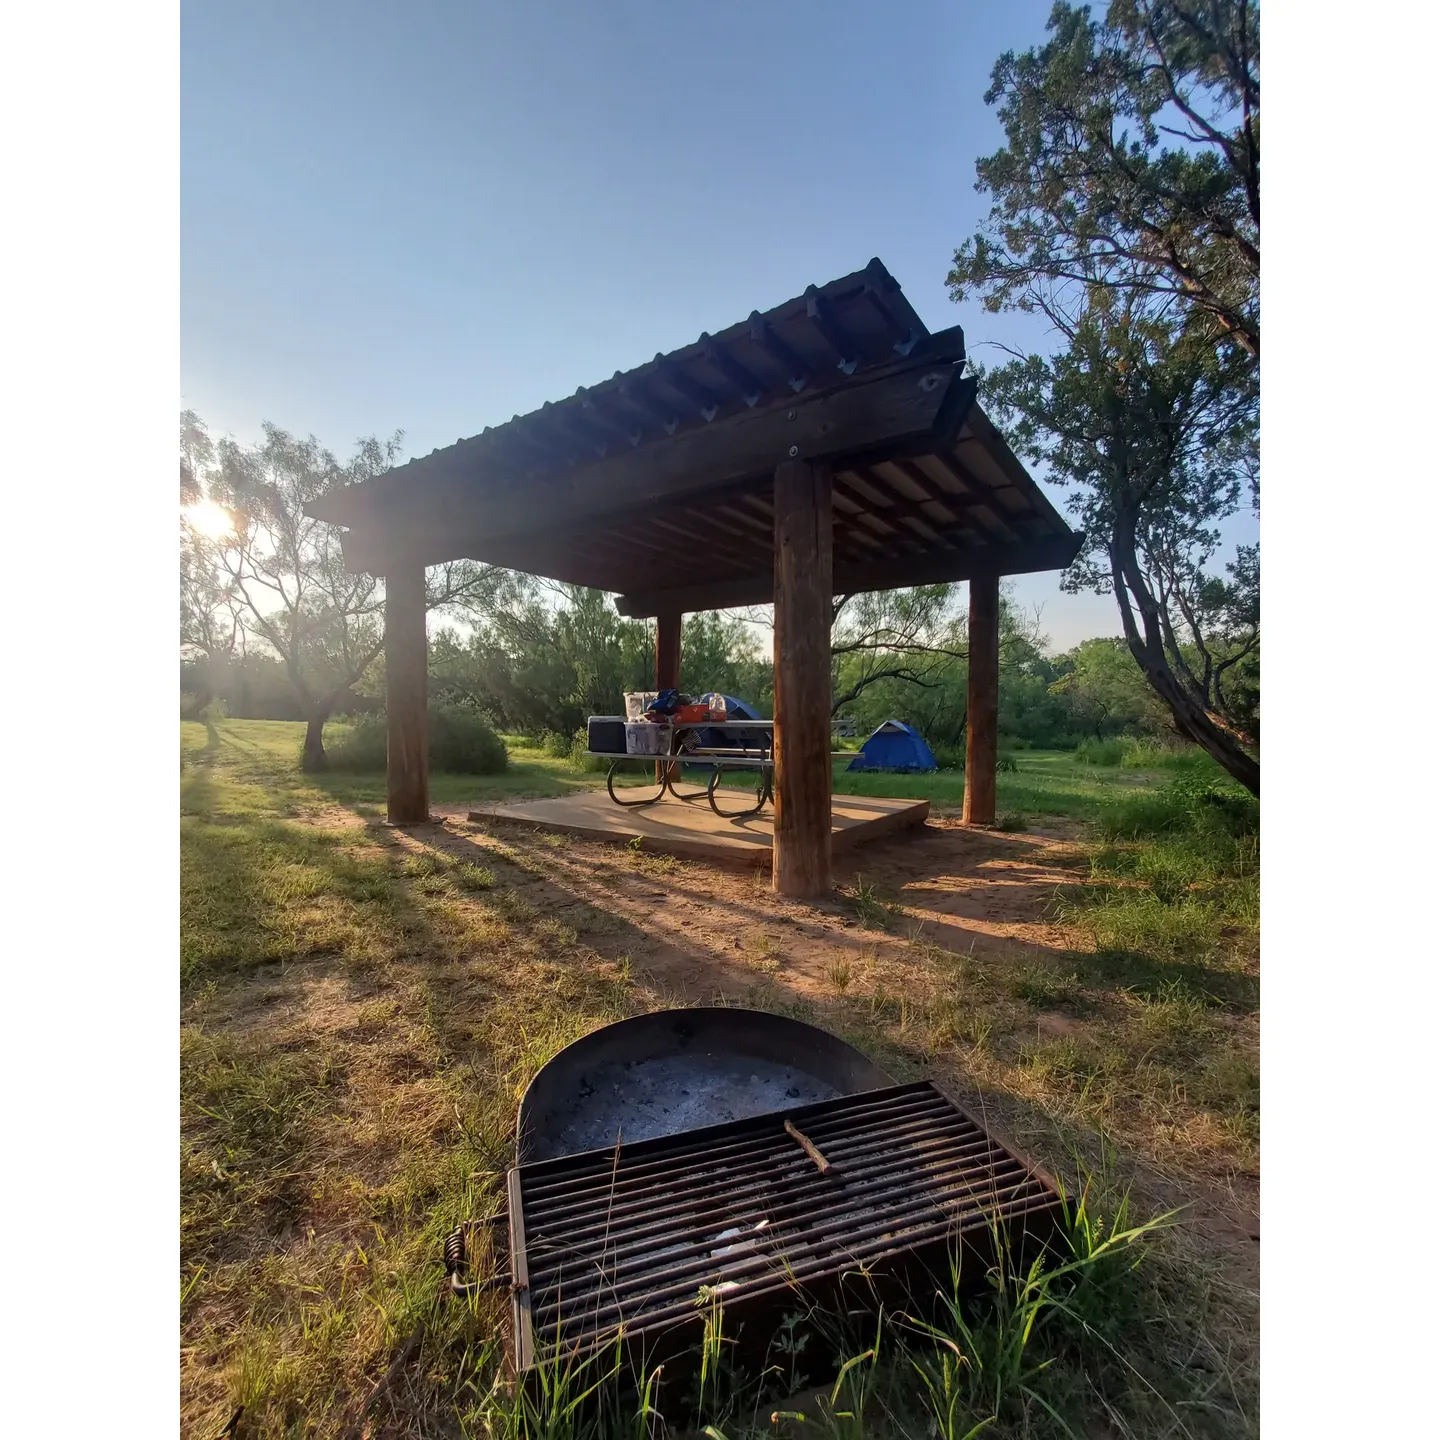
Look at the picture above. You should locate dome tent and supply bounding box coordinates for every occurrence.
[846,720,938,774]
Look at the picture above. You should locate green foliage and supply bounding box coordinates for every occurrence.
[568,730,607,773]
[1073,737,1125,766]
[539,730,573,759]
[1099,773,1258,843]
[1119,737,1212,771]
[1061,771,1259,980]
[949,0,1259,362]
[1048,636,1170,740]
[429,581,656,737]
[325,705,509,775]
[681,610,771,710]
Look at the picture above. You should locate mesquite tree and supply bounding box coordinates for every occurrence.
[951,0,1259,792]
[183,413,495,769]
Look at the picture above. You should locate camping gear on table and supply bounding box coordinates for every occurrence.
[846,720,939,773]
[586,717,627,755]
[624,691,660,722]
[695,693,769,753]
[625,721,670,755]
[645,689,685,719]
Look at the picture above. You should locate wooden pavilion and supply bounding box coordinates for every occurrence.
[305,260,1081,897]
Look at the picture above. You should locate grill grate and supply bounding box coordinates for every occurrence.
[508,1081,1063,1376]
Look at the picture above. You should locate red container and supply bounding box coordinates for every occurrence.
[674,703,710,724]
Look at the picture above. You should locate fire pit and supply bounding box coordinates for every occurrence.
[492,1009,1065,1399]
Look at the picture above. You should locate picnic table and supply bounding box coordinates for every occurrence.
[587,719,855,818]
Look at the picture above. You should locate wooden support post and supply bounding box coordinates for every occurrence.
[655,608,681,691]
[384,563,429,825]
[654,608,682,782]
[962,571,999,826]
[772,459,833,898]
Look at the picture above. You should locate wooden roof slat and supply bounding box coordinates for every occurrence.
[859,257,923,356]
[613,376,680,437]
[699,334,768,408]
[576,387,643,449]
[653,357,721,422]
[804,286,862,374]
[747,311,812,393]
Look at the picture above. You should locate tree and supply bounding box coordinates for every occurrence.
[952,0,1260,792]
[833,588,1051,748]
[429,577,658,736]
[828,586,968,715]
[984,298,1258,789]
[949,0,1259,363]
[1049,635,1172,738]
[679,611,771,709]
[179,529,240,717]
[183,412,495,769]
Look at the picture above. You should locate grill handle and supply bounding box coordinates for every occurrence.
[443,1214,509,1297]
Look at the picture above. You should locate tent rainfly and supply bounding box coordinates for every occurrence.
[302,260,1082,897]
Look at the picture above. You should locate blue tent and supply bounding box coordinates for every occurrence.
[846,720,938,773]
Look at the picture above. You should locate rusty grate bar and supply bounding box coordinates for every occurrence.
[508,1082,1063,1375]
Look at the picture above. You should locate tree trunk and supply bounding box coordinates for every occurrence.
[301,710,329,771]
[182,685,212,720]
[1109,532,1259,795]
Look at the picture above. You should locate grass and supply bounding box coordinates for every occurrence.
[181,719,1257,1438]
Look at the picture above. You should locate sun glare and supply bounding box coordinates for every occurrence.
[184,499,234,540]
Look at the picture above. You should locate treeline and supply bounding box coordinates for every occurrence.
[183,578,1181,754]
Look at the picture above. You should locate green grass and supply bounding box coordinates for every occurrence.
[180,719,1257,1438]
[182,718,596,810]
[833,748,1193,823]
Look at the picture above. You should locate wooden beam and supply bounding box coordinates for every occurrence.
[654,606,683,782]
[772,459,833,899]
[655,608,681,691]
[614,531,1083,617]
[326,364,977,572]
[384,564,429,825]
[962,572,999,826]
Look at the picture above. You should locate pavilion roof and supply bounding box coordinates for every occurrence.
[305,259,1081,614]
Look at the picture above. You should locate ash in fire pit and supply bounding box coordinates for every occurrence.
[516,1007,894,1163]
[547,1053,841,1156]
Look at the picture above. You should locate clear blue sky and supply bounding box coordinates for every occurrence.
[181,0,1255,650]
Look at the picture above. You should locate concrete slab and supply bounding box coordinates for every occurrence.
[466,789,929,865]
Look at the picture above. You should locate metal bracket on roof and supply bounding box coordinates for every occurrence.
[576,386,643,449]
[748,312,809,393]
[860,262,923,357]
[700,332,765,408]
[616,377,679,436]
[653,356,721,421]
[805,287,860,374]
